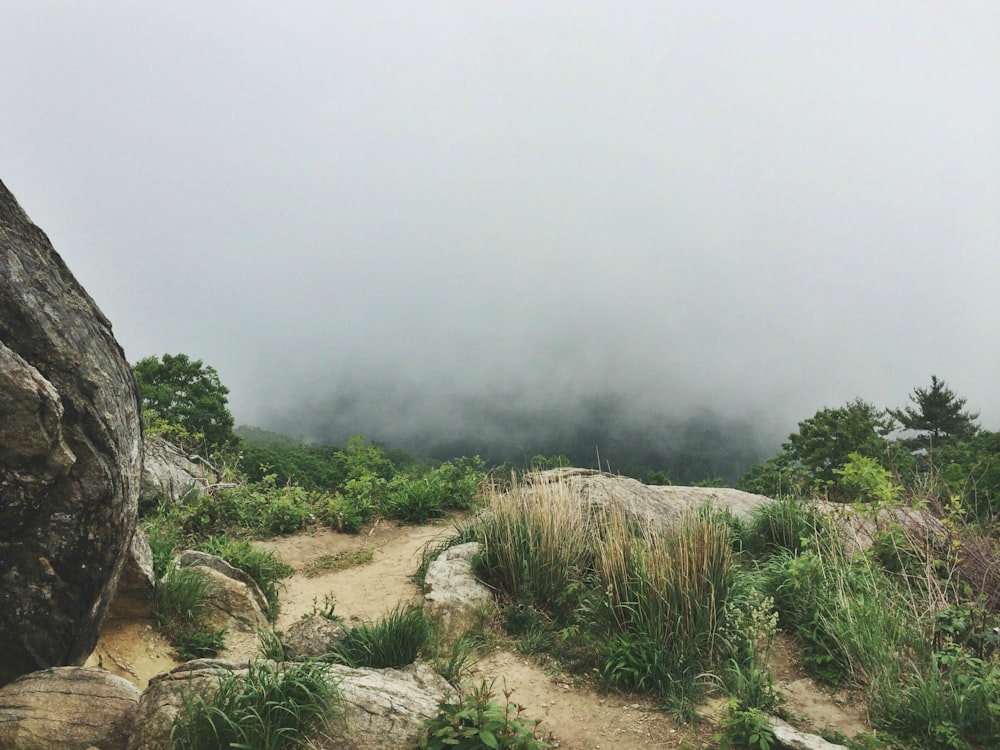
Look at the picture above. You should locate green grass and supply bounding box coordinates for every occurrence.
[331,603,431,669]
[170,659,337,750]
[153,567,227,660]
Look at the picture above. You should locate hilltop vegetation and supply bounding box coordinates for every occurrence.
[135,355,1000,749]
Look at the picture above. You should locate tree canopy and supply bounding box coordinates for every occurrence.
[134,353,235,452]
[890,375,980,453]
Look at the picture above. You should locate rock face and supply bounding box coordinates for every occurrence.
[526,468,773,525]
[0,179,142,684]
[139,435,211,512]
[423,542,493,645]
[0,666,141,750]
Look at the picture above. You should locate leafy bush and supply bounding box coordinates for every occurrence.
[419,679,549,750]
[331,604,430,668]
[716,699,775,750]
[170,659,336,750]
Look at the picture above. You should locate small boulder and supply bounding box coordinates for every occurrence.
[175,551,269,633]
[0,666,141,750]
[423,542,493,645]
[280,615,346,660]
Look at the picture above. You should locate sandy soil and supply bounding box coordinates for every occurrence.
[87,519,871,747]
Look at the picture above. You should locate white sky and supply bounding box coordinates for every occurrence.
[3,1,998,451]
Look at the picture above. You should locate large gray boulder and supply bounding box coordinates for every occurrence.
[0,666,141,750]
[0,179,142,684]
[525,467,773,525]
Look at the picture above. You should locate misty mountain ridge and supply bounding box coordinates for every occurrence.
[252,387,780,485]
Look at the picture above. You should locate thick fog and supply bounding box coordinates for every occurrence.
[3,3,998,475]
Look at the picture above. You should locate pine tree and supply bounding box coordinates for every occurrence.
[890,376,979,452]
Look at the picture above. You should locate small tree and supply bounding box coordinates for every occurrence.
[134,353,235,453]
[890,376,979,454]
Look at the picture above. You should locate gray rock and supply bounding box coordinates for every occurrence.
[280,615,346,660]
[139,436,211,512]
[314,662,451,750]
[0,179,142,684]
[423,542,493,645]
[175,551,270,632]
[525,468,773,526]
[0,666,141,750]
[770,717,848,750]
[106,529,157,621]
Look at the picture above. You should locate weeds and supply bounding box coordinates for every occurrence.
[419,679,549,750]
[331,603,430,669]
[170,659,337,750]
[153,567,226,660]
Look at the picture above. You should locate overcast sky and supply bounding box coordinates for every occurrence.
[3,2,999,455]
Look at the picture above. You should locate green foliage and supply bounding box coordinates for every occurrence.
[716,699,775,750]
[741,496,826,558]
[174,479,314,538]
[153,567,226,660]
[419,679,549,750]
[170,660,337,750]
[873,648,1000,750]
[890,376,980,454]
[198,535,293,622]
[134,353,235,452]
[331,604,430,669]
[835,453,902,505]
[739,399,896,498]
[172,626,228,661]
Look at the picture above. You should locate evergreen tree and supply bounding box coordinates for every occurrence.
[890,376,979,453]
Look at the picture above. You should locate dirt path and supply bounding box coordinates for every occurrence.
[88,519,870,747]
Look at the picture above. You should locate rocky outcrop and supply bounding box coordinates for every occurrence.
[0,179,142,684]
[0,666,141,750]
[139,436,211,512]
[128,658,449,750]
[525,468,773,526]
[423,542,493,645]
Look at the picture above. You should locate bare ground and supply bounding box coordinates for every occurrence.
[87,519,870,748]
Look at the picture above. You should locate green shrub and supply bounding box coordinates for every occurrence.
[742,496,826,558]
[419,679,549,750]
[154,567,212,632]
[153,567,227,660]
[170,659,336,750]
[716,698,775,750]
[388,475,447,524]
[146,520,183,581]
[172,626,227,661]
[331,604,430,669]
